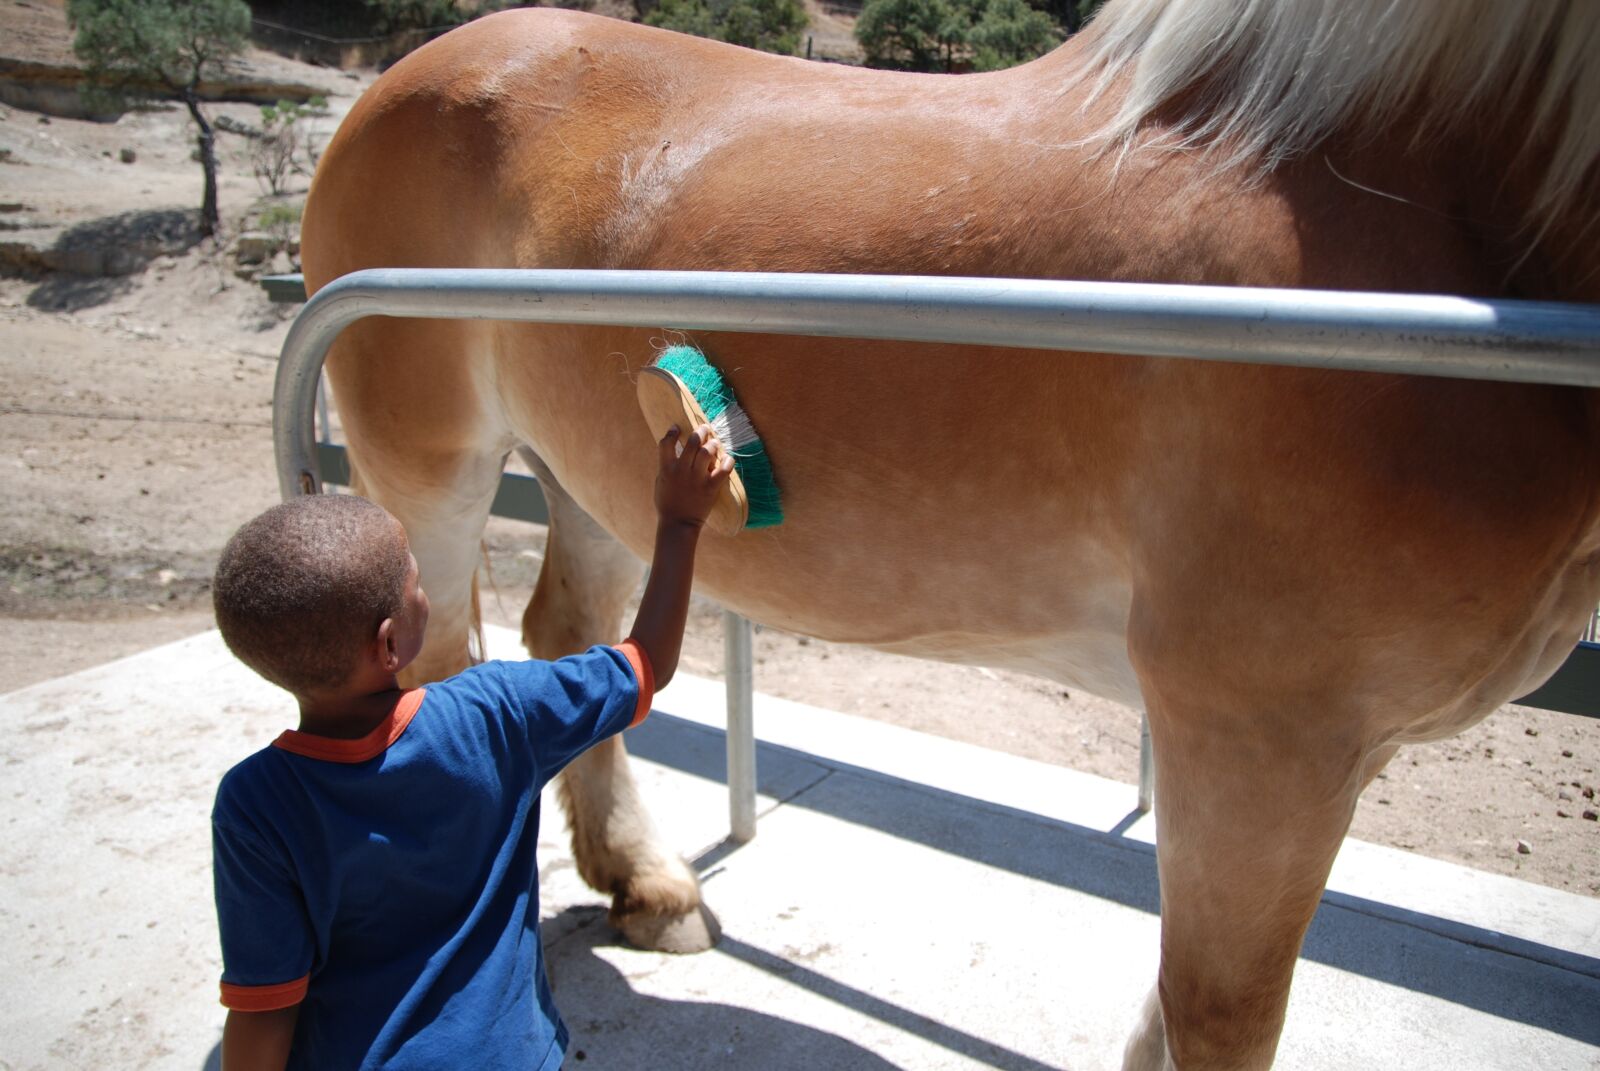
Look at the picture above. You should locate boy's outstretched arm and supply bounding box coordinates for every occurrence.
[221,1007,298,1071]
[627,424,733,690]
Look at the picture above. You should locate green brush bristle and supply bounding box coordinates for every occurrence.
[655,344,783,529]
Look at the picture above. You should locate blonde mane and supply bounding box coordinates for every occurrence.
[1076,0,1600,237]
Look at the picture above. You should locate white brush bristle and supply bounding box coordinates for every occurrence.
[710,400,759,456]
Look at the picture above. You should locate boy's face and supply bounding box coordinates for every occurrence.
[389,532,430,673]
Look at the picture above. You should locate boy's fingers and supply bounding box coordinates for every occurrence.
[659,425,682,460]
[702,435,734,477]
[673,424,710,469]
[661,424,733,488]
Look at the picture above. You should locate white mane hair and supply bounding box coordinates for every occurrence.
[1075,0,1600,237]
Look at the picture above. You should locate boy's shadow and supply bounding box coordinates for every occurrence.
[199,907,901,1071]
[548,906,899,1070]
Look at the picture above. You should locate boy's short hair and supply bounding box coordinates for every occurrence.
[213,495,409,694]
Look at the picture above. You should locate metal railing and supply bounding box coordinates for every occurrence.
[273,269,1600,836]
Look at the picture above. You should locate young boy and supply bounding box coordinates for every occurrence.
[210,425,733,1071]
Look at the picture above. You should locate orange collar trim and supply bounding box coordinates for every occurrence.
[272,688,427,763]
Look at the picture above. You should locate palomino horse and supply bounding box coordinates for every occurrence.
[300,0,1600,1066]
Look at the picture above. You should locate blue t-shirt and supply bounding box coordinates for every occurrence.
[212,643,652,1070]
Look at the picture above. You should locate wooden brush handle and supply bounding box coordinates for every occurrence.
[636,366,750,536]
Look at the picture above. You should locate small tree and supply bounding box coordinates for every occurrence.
[968,0,1057,70]
[647,0,809,56]
[68,0,251,238]
[855,0,971,72]
[251,97,327,196]
[361,0,469,34]
[1037,0,1104,34]
[858,0,1081,71]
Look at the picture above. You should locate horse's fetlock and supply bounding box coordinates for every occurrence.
[611,866,702,919]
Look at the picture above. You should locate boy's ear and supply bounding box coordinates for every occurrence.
[375,617,399,673]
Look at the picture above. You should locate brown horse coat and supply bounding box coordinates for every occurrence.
[301,3,1600,1066]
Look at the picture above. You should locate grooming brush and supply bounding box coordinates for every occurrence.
[636,344,783,537]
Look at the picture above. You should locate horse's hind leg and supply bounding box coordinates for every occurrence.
[519,448,720,954]
[1122,685,1386,1071]
[329,319,508,687]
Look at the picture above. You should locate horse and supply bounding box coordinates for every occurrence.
[298,1,1600,1066]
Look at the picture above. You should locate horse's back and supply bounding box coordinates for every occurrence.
[301,8,1600,723]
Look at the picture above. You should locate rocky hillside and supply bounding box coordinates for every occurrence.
[1,0,344,120]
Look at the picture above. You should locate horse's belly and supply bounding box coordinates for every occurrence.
[874,623,1144,708]
[1398,550,1600,744]
[691,522,1144,708]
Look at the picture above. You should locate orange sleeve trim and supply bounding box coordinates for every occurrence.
[220,974,308,1011]
[615,640,655,727]
[272,688,426,763]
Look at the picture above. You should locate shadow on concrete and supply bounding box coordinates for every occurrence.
[548,906,980,1071]
[625,712,1600,1046]
[706,932,1062,1071]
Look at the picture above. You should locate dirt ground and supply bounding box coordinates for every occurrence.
[1,16,1596,900]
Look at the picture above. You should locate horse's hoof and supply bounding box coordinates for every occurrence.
[612,901,722,954]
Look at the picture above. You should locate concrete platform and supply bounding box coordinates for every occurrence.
[1,624,1596,1070]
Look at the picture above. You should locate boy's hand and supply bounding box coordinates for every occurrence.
[655,424,734,529]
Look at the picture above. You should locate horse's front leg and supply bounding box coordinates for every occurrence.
[1123,674,1389,1070]
[520,448,721,953]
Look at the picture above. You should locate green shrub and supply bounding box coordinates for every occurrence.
[647,0,808,55]
[968,0,1057,71]
[854,0,968,71]
[857,0,1098,72]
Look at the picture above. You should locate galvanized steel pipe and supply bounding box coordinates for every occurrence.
[274,268,1600,499]
[724,612,757,843]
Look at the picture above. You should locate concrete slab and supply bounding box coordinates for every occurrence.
[1,625,1596,1070]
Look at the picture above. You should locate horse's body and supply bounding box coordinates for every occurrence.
[300,2,1600,1065]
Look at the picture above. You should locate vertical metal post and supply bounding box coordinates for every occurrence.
[724,610,757,842]
[315,374,331,446]
[1137,711,1154,813]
